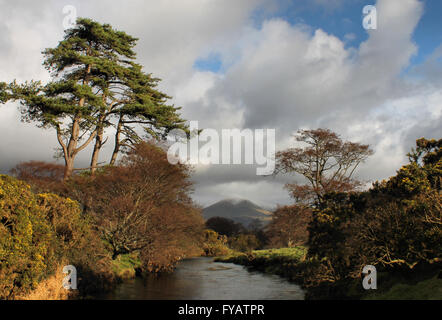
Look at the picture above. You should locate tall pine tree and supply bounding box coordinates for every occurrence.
[4,18,188,179]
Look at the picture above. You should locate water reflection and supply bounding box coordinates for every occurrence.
[98,257,304,300]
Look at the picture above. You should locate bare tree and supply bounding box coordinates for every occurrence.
[267,205,312,248]
[276,129,373,205]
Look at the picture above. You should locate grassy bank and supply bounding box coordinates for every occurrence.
[215,247,442,300]
[364,276,442,300]
[215,247,308,278]
[111,253,142,280]
[17,264,76,300]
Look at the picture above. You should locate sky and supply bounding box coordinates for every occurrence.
[0,0,441,208]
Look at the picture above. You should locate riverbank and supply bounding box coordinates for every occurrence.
[98,257,304,299]
[215,247,307,276]
[215,248,442,300]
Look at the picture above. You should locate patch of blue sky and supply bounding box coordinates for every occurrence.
[409,0,442,66]
[251,0,441,69]
[192,1,441,75]
[250,0,370,49]
[193,53,223,73]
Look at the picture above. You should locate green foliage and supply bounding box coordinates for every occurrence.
[202,230,231,256]
[0,175,115,299]
[364,276,442,300]
[215,247,308,281]
[228,234,261,253]
[0,175,56,299]
[111,252,142,280]
[0,82,8,103]
[217,247,307,263]
[251,247,308,261]
[206,216,244,237]
[2,18,189,179]
[304,137,441,291]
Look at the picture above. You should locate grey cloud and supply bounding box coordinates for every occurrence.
[0,0,440,208]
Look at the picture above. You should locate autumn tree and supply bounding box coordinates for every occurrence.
[276,129,373,206]
[267,205,312,248]
[11,161,65,193]
[3,18,188,179]
[67,142,204,268]
[205,216,245,237]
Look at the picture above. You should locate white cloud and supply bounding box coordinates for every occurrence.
[0,0,440,207]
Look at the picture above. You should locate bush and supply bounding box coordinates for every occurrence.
[229,234,261,253]
[0,175,115,299]
[305,138,441,289]
[202,230,231,256]
[36,192,116,296]
[0,175,57,299]
[206,217,245,237]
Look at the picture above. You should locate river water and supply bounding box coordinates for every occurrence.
[98,257,304,300]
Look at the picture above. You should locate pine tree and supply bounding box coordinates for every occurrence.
[4,18,188,179]
[0,82,8,103]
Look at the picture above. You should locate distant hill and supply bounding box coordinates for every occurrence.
[202,199,272,228]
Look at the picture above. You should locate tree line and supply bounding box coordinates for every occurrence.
[1,17,439,300]
[266,129,441,298]
[0,18,202,299]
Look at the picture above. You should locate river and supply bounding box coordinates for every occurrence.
[98,257,304,300]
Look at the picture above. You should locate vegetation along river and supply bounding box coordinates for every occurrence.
[98,257,305,300]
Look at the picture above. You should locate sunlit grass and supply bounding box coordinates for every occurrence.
[111,252,141,279]
[252,247,308,260]
[364,276,442,300]
[215,246,307,263]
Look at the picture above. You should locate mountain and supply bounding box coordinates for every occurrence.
[202,198,272,228]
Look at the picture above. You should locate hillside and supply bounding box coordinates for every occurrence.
[202,199,272,228]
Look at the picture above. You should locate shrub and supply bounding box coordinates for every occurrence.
[36,192,116,296]
[202,230,231,256]
[0,175,115,299]
[229,234,261,253]
[0,175,57,299]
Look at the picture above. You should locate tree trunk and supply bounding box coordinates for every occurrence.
[62,113,82,181]
[90,133,103,175]
[62,63,92,181]
[110,114,123,166]
[90,113,106,174]
[64,157,75,181]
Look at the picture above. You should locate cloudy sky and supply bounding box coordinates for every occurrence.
[0,0,441,208]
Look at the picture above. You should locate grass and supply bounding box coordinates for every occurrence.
[250,247,307,260]
[215,247,308,278]
[17,264,76,300]
[216,247,307,263]
[111,252,142,279]
[364,276,442,300]
[217,247,442,300]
